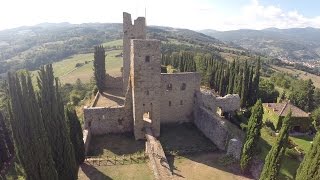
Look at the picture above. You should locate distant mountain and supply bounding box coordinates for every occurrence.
[200,27,320,62]
[0,23,227,74]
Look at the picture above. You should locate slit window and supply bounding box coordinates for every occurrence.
[145,55,150,62]
[146,90,149,95]
[181,83,186,90]
[169,101,172,106]
[180,100,183,105]
[167,83,172,91]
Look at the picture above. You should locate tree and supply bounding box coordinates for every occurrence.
[8,72,58,180]
[296,131,320,180]
[66,107,85,166]
[37,64,77,180]
[240,100,264,173]
[311,107,320,131]
[240,60,249,107]
[259,111,292,180]
[251,57,261,104]
[258,79,279,103]
[0,112,10,172]
[93,45,106,92]
[0,112,14,160]
[289,79,315,112]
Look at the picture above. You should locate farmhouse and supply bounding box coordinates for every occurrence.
[263,102,312,132]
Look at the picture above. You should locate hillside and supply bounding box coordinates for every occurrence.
[201,27,320,62]
[0,23,253,76]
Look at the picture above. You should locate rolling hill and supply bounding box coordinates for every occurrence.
[201,27,320,62]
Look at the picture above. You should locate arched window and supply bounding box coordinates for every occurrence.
[145,56,150,62]
[167,83,172,91]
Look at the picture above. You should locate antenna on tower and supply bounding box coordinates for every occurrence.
[145,7,147,25]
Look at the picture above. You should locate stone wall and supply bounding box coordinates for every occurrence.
[123,12,146,92]
[83,129,91,155]
[200,89,240,113]
[83,106,133,135]
[105,73,122,89]
[194,90,244,153]
[160,72,201,124]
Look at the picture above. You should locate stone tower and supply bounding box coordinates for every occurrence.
[130,39,161,140]
[123,12,146,92]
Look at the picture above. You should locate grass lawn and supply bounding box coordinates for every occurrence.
[102,39,123,47]
[88,133,145,157]
[259,128,302,180]
[289,135,313,153]
[78,162,153,180]
[159,123,217,152]
[79,133,152,180]
[167,152,251,180]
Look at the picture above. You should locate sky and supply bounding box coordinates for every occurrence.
[1,0,320,31]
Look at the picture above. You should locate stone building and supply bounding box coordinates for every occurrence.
[83,12,242,153]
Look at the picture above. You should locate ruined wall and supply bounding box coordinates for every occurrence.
[160,72,201,124]
[194,90,244,152]
[131,39,161,139]
[105,73,122,89]
[200,89,240,113]
[123,12,146,92]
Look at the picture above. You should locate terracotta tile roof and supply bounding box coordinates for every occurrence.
[263,102,309,118]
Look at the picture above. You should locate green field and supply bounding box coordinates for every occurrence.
[271,65,320,89]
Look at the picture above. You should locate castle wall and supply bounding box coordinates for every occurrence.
[83,106,133,135]
[123,12,146,92]
[160,72,201,124]
[105,73,122,89]
[194,91,244,152]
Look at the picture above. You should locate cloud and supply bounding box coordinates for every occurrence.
[224,0,320,30]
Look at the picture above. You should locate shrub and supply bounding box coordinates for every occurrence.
[264,120,275,131]
[285,148,300,160]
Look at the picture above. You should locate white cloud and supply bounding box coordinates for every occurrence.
[0,0,319,31]
[225,0,320,30]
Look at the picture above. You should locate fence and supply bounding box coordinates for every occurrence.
[163,145,218,155]
[85,154,149,166]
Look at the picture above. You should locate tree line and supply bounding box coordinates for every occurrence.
[161,51,261,108]
[4,64,85,180]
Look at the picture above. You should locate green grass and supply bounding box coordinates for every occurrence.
[79,163,152,180]
[30,49,123,84]
[289,135,313,153]
[102,39,122,47]
[259,128,301,180]
[88,133,145,157]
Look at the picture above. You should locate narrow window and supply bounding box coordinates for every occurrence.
[145,55,150,62]
[88,121,91,127]
[167,83,172,91]
[146,90,149,95]
[180,100,183,105]
[118,118,123,125]
[181,83,186,90]
[169,101,172,106]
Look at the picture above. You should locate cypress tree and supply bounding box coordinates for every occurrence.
[0,112,10,172]
[296,131,320,180]
[93,45,106,92]
[240,60,249,107]
[8,72,58,180]
[0,112,14,158]
[37,65,77,180]
[247,66,254,106]
[66,107,85,166]
[251,57,261,104]
[228,59,236,94]
[260,111,292,180]
[240,100,264,173]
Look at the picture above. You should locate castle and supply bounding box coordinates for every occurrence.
[83,12,243,163]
